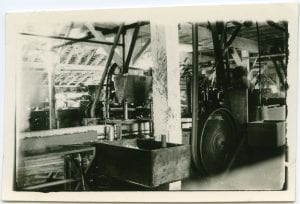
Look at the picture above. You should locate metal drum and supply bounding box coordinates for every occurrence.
[192,107,239,175]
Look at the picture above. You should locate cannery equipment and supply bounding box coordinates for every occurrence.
[189,21,288,175]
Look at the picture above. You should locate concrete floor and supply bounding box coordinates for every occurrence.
[88,146,286,191]
[86,135,286,191]
[182,146,286,191]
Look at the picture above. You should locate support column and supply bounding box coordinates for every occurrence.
[45,44,59,129]
[151,23,182,190]
[150,22,182,144]
[241,50,250,72]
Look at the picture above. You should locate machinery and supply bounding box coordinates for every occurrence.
[187,21,288,175]
[81,23,153,140]
[16,20,288,191]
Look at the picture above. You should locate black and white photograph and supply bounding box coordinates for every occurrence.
[2,2,298,203]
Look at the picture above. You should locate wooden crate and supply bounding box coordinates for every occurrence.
[247,121,286,147]
[263,105,286,121]
[93,139,190,187]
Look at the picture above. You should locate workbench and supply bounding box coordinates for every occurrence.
[17,144,95,191]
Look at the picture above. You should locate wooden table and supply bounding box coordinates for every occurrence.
[18,144,95,191]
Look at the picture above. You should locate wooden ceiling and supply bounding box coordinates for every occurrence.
[178,21,287,55]
[22,21,287,87]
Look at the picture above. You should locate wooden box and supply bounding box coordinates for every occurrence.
[93,138,190,187]
[247,121,286,147]
[262,105,286,121]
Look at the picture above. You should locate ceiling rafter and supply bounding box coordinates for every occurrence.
[94,21,150,35]
[132,38,151,65]
[85,23,123,66]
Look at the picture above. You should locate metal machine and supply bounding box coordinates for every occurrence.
[189,21,288,175]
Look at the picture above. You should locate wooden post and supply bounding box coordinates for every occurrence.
[150,22,182,190]
[150,23,182,144]
[241,50,250,71]
[123,23,140,73]
[191,23,200,170]
[48,69,57,129]
[226,50,250,124]
[210,22,227,89]
[45,45,58,129]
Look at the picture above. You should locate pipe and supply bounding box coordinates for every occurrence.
[191,23,200,170]
[90,23,124,118]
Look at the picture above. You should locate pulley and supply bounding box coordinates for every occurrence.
[192,107,239,175]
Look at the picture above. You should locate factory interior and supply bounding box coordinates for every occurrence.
[16,20,288,191]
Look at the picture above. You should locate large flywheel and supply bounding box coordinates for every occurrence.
[192,107,239,175]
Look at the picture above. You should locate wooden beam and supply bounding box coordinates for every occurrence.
[132,38,151,65]
[231,48,243,66]
[202,25,258,53]
[123,23,141,73]
[84,23,123,66]
[52,34,93,50]
[151,23,182,143]
[20,32,122,47]
[71,74,90,86]
[90,23,124,118]
[252,57,258,69]
[179,25,258,53]
[64,47,77,64]
[210,22,227,89]
[66,74,80,86]
[19,131,97,153]
[74,48,88,64]
[241,50,250,71]
[151,22,182,190]
[22,179,78,190]
[272,59,285,86]
[60,64,104,71]
[267,21,287,32]
[225,24,242,48]
[94,21,150,35]
[191,23,200,171]
[90,55,101,66]
[84,49,96,65]
[44,44,58,129]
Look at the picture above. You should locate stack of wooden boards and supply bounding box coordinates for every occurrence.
[16,128,98,190]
